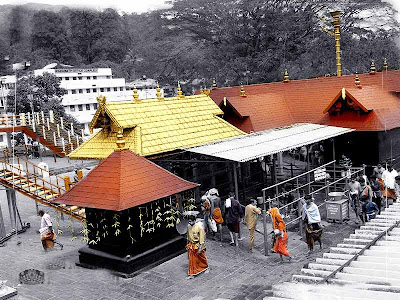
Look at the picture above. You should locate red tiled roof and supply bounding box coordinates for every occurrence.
[209,70,400,132]
[56,149,198,211]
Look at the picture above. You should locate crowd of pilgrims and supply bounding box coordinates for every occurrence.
[184,163,399,278]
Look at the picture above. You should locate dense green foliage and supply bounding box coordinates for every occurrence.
[0,0,399,87]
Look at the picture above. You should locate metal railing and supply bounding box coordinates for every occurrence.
[259,160,365,256]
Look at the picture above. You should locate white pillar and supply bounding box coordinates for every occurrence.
[49,110,54,123]
[70,123,74,135]
[41,111,45,124]
[67,130,71,143]
[27,112,31,125]
[53,132,57,146]
[42,125,46,139]
[81,129,84,138]
[57,124,60,137]
[46,118,50,130]
[20,113,26,126]
[76,136,79,147]
[61,137,65,152]
[60,117,64,129]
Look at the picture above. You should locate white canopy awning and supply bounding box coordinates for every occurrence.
[186,123,354,162]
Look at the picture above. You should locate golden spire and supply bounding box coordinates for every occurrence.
[133,85,140,102]
[156,82,163,100]
[116,131,126,150]
[330,11,342,77]
[212,78,217,89]
[383,58,388,71]
[177,81,184,98]
[370,60,376,75]
[240,85,247,97]
[354,73,362,88]
[283,69,290,83]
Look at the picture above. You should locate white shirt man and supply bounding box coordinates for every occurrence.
[382,167,398,189]
[40,212,52,235]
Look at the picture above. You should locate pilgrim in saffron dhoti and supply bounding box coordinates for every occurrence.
[184,211,209,279]
[268,208,292,262]
[302,195,322,254]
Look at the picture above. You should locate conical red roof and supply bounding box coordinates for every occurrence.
[56,149,198,211]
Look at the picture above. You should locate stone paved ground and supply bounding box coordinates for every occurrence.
[0,190,358,300]
[0,156,358,300]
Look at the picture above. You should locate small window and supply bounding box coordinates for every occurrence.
[73,77,77,80]
[92,88,97,92]
[100,88,104,92]
[78,77,82,80]
[86,89,90,93]
[70,105,75,112]
[114,87,117,91]
[78,105,83,111]
[79,89,83,94]
[107,88,111,92]
[0,135,3,142]
[93,103,98,110]
[86,104,90,110]
[93,76,97,79]
[87,76,91,80]
[72,90,77,94]
[120,87,124,91]
[65,77,69,81]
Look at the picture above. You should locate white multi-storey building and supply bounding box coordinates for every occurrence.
[0,75,16,114]
[34,66,132,134]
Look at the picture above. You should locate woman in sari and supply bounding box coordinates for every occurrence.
[268,207,292,262]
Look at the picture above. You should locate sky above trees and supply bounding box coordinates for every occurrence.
[0,0,170,13]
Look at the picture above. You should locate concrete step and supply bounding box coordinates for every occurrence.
[354,229,381,236]
[342,266,400,278]
[349,234,374,240]
[364,249,400,258]
[291,274,324,283]
[376,214,400,220]
[335,272,400,286]
[301,268,331,277]
[384,236,400,242]
[343,238,370,244]
[376,240,400,247]
[274,281,400,300]
[330,247,360,255]
[315,258,344,266]
[308,263,338,272]
[323,252,353,260]
[337,243,365,249]
[369,245,400,253]
[350,260,400,272]
[357,255,400,265]
[360,225,389,231]
[329,279,400,293]
[263,297,293,300]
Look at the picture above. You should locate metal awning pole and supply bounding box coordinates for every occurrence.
[333,139,337,190]
[262,189,269,256]
[233,162,239,201]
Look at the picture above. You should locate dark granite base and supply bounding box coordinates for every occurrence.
[77,235,186,277]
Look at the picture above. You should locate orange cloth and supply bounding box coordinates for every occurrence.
[268,208,286,231]
[204,200,211,215]
[268,208,290,257]
[212,208,223,224]
[273,231,290,257]
[41,232,56,249]
[186,243,209,276]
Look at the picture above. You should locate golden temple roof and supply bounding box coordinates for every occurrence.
[68,94,245,160]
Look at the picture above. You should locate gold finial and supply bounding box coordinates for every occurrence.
[383,58,388,71]
[203,88,210,96]
[354,73,362,88]
[177,81,184,98]
[370,60,376,75]
[330,11,342,77]
[223,96,227,106]
[212,78,217,89]
[283,69,290,83]
[240,85,247,97]
[156,82,163,100]
[133,85,140,102]
[116,131,125,150]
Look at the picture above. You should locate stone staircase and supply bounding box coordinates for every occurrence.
[0,111,84,157]
[0,155,85,221]
[264,202,400,300]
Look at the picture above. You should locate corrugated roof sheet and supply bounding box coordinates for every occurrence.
[187,123,354,162]
[209,70,400,132]
[56,149,198,211]
[69,94,245,160]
